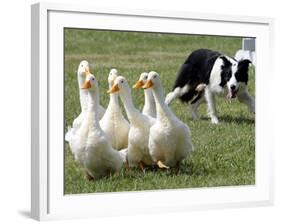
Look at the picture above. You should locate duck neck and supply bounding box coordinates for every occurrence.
[152,85,174,121]
[108,92,119,107]
[119,90,140,122]
[78,74,88,112]
[143,89,156,112]
[87,88,100,126]
[107,81,121,113]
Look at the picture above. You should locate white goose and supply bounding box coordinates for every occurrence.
[133,72,156,118]
[68,73,123,180]
[65,60,105,142]
[100,69,130,150]
[143,71,193,169]
[108,76,155,171]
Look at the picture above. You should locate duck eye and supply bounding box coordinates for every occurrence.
[121,80,124,83]
[153,75,156,79]
[144,75,148,79]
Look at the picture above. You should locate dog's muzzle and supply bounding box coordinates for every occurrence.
[227,85,239,99]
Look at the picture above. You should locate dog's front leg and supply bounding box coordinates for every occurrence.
[165,85,190,105]
[204,88,219,124]
[165,88,180,105]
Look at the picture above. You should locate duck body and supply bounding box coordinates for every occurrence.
[108,76,155,168]
[100,94,130,150]
[126,113,154,166]
[72,113,123,179]
[144,71,193,168]
[100,69,130,150]
[149,114,192,167]
[68,74,123,179]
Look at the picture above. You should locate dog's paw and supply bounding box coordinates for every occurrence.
[195,83,207,92]
[211,117,219,124]
[165,92,174,105]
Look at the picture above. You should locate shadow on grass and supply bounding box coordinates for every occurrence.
[146,160,212,177]
[219,115,255,125]
[195,115,254,125]
[125,164,209,177]
[181,163,211,176]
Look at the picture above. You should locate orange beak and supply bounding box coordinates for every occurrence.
[142,79,153,89]
[81,80,91,89]
[84,67,91,75]
[132,80,145,89]
[107,83,120,94]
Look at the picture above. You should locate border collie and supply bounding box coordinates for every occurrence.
[165,49,255,124]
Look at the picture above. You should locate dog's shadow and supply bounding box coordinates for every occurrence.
[197,115,254,125]
[218,115,255,125]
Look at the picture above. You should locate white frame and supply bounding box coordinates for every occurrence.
[31,2,274,221]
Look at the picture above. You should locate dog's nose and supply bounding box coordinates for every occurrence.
[230,85,236,90]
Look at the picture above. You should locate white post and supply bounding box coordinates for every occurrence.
[235,38,256,66]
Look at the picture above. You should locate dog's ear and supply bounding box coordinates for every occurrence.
[238,59,251,66]
[238,59,251,73]
[236,59,251,84]
[219,56,232,68]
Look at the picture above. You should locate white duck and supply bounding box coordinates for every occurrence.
[108,76,155,171]
[75,60,105,121]
[133,72,156,118]
[143,71,193,169]
[65,60,105,142]
[100,69,130,150]
[68,73,124,180]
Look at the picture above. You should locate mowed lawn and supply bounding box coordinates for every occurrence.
[64,29,255,194]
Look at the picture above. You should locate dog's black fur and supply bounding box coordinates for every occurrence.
[166,49,254,124]
[172,49,250,104]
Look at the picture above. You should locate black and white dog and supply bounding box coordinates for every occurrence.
[165,49,255,124]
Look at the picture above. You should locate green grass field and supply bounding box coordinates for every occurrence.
[64,29,255,194]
